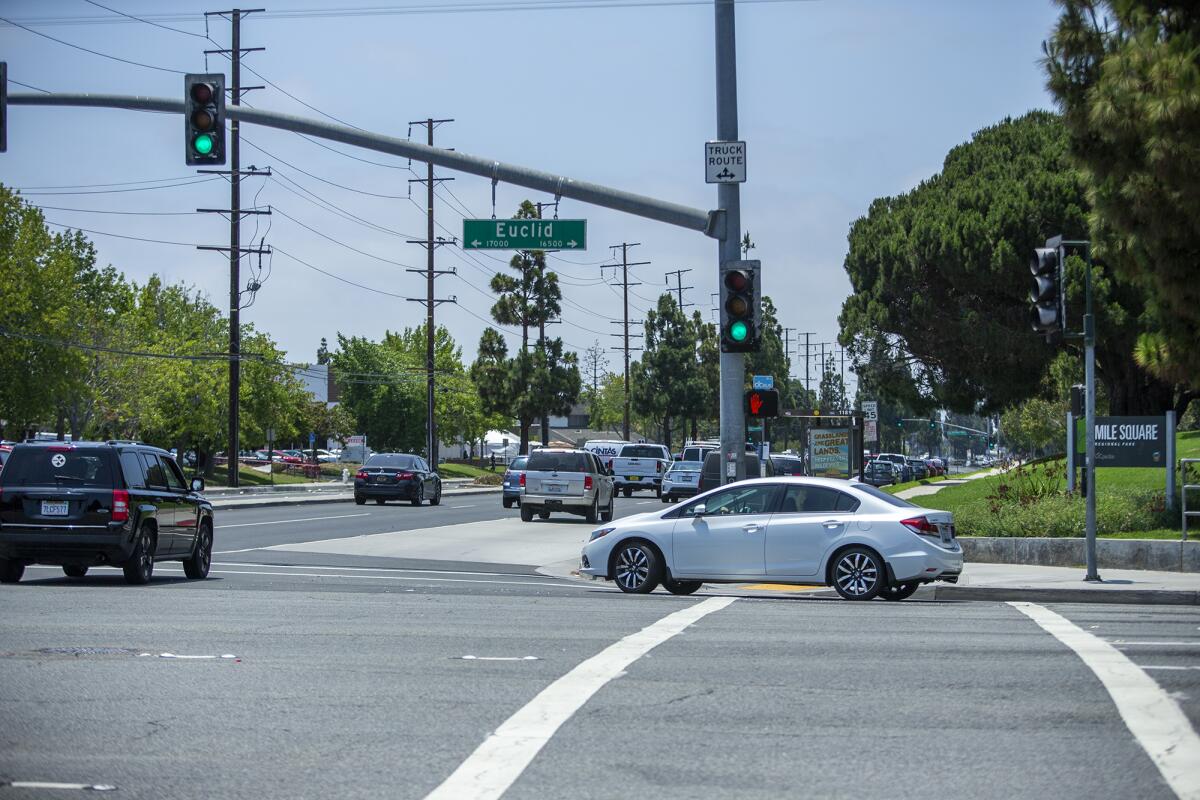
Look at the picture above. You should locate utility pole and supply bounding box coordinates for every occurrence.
[407,117,456,467]
[607,243,648,441]
[800,331,814,400]
[715,0,746,483]
[200,8,265,488]
[664,268,694,313]
[782,327,795,379]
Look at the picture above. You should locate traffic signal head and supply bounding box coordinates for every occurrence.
[720,259,760,353]
[1029,247,1063,337]
[744,388,779,417]
[185,74,225,165]
[928,418,936,431]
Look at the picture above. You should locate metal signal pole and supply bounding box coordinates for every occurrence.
[407,117,455,467]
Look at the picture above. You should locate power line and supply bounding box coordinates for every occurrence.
[31,205,200,216]
[242,137,408,199]
[9,79,50,93]
[81,0,207,38]
[272,206,418,268]
[0,14,189,74]
[42,219,196,247]
[273,247,407,299]
[0,325,259,363]
[16,177,224,196]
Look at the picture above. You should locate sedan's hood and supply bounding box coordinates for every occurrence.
[613,509,670,527]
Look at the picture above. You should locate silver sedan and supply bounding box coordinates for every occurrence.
[579,477,962,600]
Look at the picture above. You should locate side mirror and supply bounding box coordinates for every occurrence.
[691,503,706,517]
[191,477,205,493]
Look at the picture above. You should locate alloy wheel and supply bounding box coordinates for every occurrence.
[835,551,879,598]
[615,546,650,591]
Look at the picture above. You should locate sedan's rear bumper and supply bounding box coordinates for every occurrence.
[0,523,135,566]
[354,481,420,499]
[889,538,964,583]
[523,490,595,511]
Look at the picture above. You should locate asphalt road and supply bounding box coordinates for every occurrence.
[1,498,1197,799]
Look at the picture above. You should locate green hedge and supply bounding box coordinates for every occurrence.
[949,489,1175,538]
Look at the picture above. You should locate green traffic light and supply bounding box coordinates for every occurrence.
[192,133,214,156]
[729,320,748,342]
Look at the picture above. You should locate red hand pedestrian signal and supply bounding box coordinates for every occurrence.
[744,388,778,417]
[749,392,763,415]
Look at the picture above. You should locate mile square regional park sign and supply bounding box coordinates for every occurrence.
[1076,416,1168,468]
[463,219,587,250]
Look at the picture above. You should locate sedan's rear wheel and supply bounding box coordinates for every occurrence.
[502,497,514,509]
[354,495,366,506]
[429,484,442,506]
[375,498,386,505]
[411,484,424,507]
[662,577,702,595]
[831,547,883,601]
[63,565,88,578]
[612,542,661,594]
[882,582,920,601]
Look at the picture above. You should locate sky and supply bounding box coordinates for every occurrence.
[0,0,1065,398]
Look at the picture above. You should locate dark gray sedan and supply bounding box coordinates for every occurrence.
[354,453,441,506]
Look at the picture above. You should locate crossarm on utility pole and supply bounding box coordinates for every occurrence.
[8,93,723,239]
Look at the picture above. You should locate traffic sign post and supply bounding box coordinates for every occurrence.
[463,218,586,250]
[705,140,746,183]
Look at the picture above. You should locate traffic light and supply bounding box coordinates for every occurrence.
[720,259,760,353]
[928,418,936,431]
[897,419,904,429]
[185,73,225,165]
[1029,247,1063,337]
[744,388,779,417]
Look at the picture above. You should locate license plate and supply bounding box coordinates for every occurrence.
[939,524,954,544]
[41,501,69,516]
[628,476,641,481]
[545,483,565,494]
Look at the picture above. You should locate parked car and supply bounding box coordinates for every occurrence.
[906,458,928,481]
[519,448,614,524]
[609,443,672,497]
[579,477,961,600]
[863,460,900,487]
[354,453,441,506]
[502,455,528,509]
[925,458,944,476]
[768,455,805,476]
[0,440,214,585]
[875,453,912,482]
[679,443,718,464]
[661,460,703,503]
[698,451,765,493]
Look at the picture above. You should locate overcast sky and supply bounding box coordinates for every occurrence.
[0,0,1063,396]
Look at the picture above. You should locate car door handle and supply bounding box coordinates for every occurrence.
[822,520,845,530]
[742,523,761,533]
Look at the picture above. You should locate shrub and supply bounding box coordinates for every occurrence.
[956,486,1176,537]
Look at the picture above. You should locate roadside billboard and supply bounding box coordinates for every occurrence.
[808,428,851,479]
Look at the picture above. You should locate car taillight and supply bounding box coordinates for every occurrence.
[396,471,414,479]
[900,516,938,535]
[112,489,129,523]
[656,460,663,473]
[584,475,593,490]
[519,473,526,487]
[355,469,368,480]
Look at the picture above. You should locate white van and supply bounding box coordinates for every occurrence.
[583,440,629,464]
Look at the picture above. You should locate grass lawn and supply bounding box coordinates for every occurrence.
[436,462,496,480]
[205,465,314,487]
[907,431,1199,539]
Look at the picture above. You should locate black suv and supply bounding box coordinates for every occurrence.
[0,440,214,585]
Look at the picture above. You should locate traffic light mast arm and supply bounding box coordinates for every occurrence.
[7,91,723,239]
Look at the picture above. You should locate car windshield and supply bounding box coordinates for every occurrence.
[669,461,702,473]
[527,451,591,472]
[508,456,528,470]
[849,483,917,508]
[366,454,418,469]
[1,448,113,487]
[620,445,665,459]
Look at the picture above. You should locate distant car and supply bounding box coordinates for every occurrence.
[863,460,899,487]
[519,448,614,524]
[906,458,928,481]
[0,440,214,585]
[610,443,671,498]
[579,477,962,600]
[768,455,805,476]
[661,460,703,503]
[502,455,528,509]
[354,453,441,506]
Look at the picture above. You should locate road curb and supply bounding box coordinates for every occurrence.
[931,585,1200,606]
[209,486,501,510]
[960,537,1200,573]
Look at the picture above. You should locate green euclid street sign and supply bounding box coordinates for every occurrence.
[463,218,587,250]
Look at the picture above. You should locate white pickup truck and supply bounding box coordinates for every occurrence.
[609,443,671,498]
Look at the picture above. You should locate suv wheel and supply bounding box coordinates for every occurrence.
[585,495,599,525]
[63,565,88,578]
[0,558,25,584]
[622,487,633,498]
[183,522,213,580]
[831,547,883,601]
[520,504,534,522]
[538,511,551,520]
[123,524,156,585]
[600,495,614,523]
[613,541,661,594]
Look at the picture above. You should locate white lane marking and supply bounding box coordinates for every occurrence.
[1143,666,1200,672]
[5,782,117,792]
[449,504,479,509]
[213,547,263,554]
[137,653,237,660]
[215,513,370,529]
[1108,641,1200,647]
[461,655,539,661]
[1010,602,1200,800]
[425,595,737,800]
[165,565,590,589]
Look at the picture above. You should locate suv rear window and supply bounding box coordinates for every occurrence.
[1,448,114,487]
[620,445,665,459]
[527,451,592,472]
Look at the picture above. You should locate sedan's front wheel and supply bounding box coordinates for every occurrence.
[612,541,661,594]
[831,547,884,601]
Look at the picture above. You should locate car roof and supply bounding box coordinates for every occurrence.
[15,440,167,454]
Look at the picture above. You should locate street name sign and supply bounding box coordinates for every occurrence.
[705,140,746,183]
[463,219,586,250]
